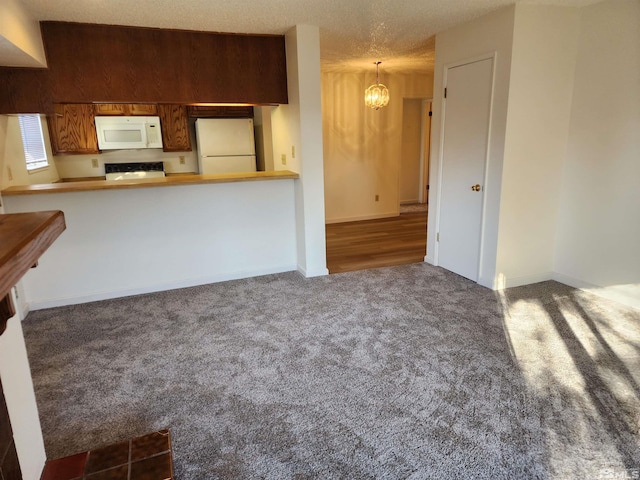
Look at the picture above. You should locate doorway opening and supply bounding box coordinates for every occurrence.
[326,98,432,274]
[399,98,431,214]
[325,214,427,273]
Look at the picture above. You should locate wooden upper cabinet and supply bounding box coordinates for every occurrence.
[94,103,158,116]
[48,103,190,154]
[48,104,99,155]
[157,104,191,152]
[94,103,127,116]
[129,104,158,115]
[0,23,288,113]
[0,67,52,115]
[187,106,254,118]
[42,23,287,105]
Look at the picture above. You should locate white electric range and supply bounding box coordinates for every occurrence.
[104,162,165,181]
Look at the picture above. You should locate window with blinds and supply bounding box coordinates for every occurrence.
[18,114,49,171]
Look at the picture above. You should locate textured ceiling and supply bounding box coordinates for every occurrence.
[13,0,601,73]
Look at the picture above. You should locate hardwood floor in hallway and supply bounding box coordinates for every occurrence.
[325,212,428,274]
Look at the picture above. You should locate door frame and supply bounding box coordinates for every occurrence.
[398,96,433,207]
[418,99,432,204]
[432,52,497,282]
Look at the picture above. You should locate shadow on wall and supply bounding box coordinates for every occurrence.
[321,71,433,223]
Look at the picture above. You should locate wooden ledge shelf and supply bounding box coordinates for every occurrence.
[0,211,66,333]
[1,170,299,196]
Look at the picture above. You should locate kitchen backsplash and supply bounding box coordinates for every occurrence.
[54,148,198,179]
[54,125,199,179]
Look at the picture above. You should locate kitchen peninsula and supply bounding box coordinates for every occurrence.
[1,171,300,310]
[1,170,299,195]
[0,19,328,319]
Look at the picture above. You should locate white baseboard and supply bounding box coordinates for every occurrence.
[18,304,30,322]
[26,264,298,311]
[298,264,329,277]
[552,272,597,291]
[325,212,398,224]
[552,272,640,311]
[498,272,554,289]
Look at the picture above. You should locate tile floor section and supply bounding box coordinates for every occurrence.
[40,430,173,480]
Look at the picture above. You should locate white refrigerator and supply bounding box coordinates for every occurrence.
[195,118,257,174]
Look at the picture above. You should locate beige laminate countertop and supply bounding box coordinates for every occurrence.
[1,170,299,196]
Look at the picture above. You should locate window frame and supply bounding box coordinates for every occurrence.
[18,114,50,172]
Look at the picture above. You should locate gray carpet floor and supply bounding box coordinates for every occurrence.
[23,263,640,479]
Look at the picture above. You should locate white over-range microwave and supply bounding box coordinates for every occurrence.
[94,116,163,150]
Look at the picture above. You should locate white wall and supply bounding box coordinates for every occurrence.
[3,180,298,308]
[0,115,60,190]
[428,5,515,287]
[496,5,581,288]
[54,147,199,178]
[322,72,433,223]
[430,1,639,310]
[0,0,46,67]
[0,292,46,480]
[0,116,9,189]
[271,25,328,277]
[0,116,29,188]
[554,0,640,309]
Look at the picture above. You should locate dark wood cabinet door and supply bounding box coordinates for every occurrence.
[42,22,287,105]
[95,104,158,116]
[157,104,191,152]
[48,104,99,155]
[94,103,128,115]
[129,104,158,116]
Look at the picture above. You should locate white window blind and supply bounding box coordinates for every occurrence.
[18,114,49,171]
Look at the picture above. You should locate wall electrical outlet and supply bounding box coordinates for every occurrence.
[91,158,99,168]
[179,155,186,165]
[281,154,287,165]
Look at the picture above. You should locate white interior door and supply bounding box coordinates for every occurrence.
[438,58,493,281]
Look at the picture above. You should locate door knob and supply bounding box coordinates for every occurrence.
[471,184,481,192]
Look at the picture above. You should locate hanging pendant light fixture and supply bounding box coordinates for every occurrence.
[364,61,389,110]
